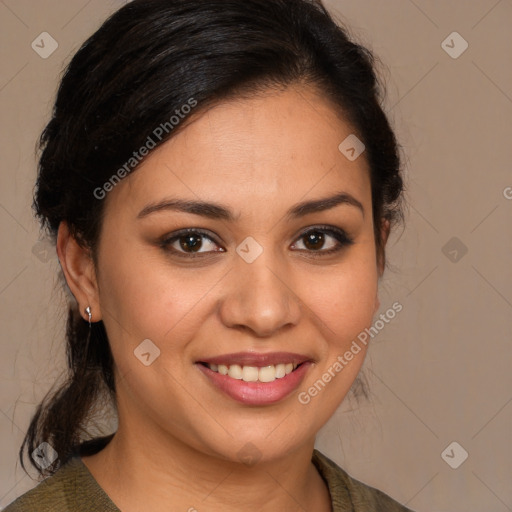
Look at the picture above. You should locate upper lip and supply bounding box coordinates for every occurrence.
[197,351,311,367]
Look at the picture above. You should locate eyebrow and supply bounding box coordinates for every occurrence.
[137,191,364,221]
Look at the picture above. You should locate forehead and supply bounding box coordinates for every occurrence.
[104,85,371,220]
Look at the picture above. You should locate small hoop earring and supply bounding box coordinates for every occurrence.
[85,306,92,326]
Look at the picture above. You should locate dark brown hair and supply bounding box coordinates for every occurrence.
[21,0,404,477]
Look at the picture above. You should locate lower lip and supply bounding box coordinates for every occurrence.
[197,363,311,405]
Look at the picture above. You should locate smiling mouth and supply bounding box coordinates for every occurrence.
[199,362,301,383]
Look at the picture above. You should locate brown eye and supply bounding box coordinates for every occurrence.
[302,231,326,251]
[160,229,224,257]
[178,233,204,253]
[291,226,354,256]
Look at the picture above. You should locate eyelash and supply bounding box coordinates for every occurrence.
[159,225,354,259]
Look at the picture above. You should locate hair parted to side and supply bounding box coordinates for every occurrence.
[22,0,404,477]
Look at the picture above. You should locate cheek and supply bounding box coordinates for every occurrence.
[96,239,225,362]
[306,247,379,347]
[295,248,378,416]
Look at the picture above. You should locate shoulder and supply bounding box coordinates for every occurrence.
[3,457,82,512]
[312,449,415,512]
[3,456,118,512]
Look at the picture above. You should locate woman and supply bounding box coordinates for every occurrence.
[5,0,411,510]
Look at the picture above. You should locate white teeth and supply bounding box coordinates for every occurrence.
[242,366,259,382]
[275,363,286,378]
[206,362,301,382]
[228,364,243,379]
[258,366,276,383]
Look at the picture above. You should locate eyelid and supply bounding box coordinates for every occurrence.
[159,228,223,257]
[295,224,352,242]
[160,227,219,244]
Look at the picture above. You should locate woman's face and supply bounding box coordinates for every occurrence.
[92,85,383,463]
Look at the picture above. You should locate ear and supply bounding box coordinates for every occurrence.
[374,218,391,315]
[56,221,102,322]
[376,218,391,278]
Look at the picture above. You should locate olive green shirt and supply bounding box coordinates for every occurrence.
[5,449,414,511]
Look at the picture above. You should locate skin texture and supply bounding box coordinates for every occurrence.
[57,84,389,512]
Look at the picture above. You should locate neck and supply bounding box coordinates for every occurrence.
[81,423,331,512]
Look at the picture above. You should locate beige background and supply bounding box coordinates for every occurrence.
[1,1,511,510]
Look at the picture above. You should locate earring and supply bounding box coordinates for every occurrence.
[82,306,94,371]
[85,306,92,326]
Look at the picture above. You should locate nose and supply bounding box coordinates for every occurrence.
[218,250,301,338]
